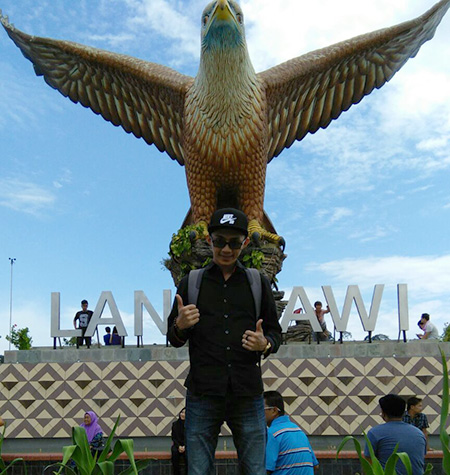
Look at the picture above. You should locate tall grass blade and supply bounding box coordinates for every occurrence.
[395,453,412,475]
[439,346,450,474]
[98,415,120,464]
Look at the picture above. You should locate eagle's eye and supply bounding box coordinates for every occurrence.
[236,13,243,24]
[203,14,209,27]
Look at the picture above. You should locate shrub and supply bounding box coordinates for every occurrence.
[5,324,32,350]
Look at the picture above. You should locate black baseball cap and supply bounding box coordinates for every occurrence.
[208,208,248,237]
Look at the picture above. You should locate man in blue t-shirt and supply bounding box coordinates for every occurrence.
[364,394,426,475]
[264,391,319,474]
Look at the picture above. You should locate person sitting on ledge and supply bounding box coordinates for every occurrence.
[417,313,439,340]
[110,326,121,345]
[81,411,104,455]
[103,327,112,345]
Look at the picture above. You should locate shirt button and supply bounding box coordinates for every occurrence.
[225,330,229,335]
[228,364,232,368]
[224,314,229,319]
[227,346,231,350]
[224,284,227,288]
[224,299,227,303]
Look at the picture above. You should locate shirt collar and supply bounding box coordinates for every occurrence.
[271,415,291,426]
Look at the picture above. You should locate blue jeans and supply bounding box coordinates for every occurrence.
[185,391,266,475]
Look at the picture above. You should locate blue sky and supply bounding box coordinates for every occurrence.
[1,0,449,352]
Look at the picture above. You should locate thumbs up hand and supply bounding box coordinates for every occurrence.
[175,294,200,330]
[242,319,267,352]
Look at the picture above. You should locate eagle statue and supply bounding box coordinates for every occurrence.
[1,0,449,247]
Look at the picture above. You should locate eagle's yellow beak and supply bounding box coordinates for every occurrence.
[211,0,236,24]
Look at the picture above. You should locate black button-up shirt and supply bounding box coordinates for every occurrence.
[167,262,282,396]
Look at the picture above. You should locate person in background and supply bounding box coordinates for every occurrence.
[403,396,431,451]
[264,390,319,474]
[364,394,426,475]
[81,411,104,455]
[416,319,425,339]
[110,326,121,345]
[103,327,112,346]
[73,300,93,348]
[418,313,439,340]
[171,408,187,475]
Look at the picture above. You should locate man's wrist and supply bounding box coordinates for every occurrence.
[173,317,187,342]
[262,338,272,356]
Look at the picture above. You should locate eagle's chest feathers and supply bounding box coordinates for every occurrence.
[184,55,266,170]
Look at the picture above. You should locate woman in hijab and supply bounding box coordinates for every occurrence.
[171,408,187,474]
[81,411,104,454]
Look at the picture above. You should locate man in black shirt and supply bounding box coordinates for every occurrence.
[167,208,282,475]
[73,299,93,348]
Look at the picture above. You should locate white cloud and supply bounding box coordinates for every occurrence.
[348,225,394,243]
[0,178,56,215]
[316,207,353,225]
[86,33,136,48]
[124,0,200,62]
[52,169,72,190]
[243,0,450,72]
[308,254,450,298]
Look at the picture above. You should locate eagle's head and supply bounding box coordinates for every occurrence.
[200,0,246,53]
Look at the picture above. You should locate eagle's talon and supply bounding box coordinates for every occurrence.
[251,231,261,247]
[189,230,197,243]
[248,219,285,249]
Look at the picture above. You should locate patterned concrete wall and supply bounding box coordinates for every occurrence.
[0,343,447,439]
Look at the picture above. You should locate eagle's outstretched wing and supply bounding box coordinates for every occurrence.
[0,12,194,165]
[259,0,450,162]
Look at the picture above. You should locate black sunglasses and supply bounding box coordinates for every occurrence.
[211,236,244,249]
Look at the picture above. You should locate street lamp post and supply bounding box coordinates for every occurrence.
[8,258,16,351]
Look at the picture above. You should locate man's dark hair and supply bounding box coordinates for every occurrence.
[407,396,422,410]
[105,327,111,333]
[379,394,406,418]
[263,390,285,415]
[314,301,322,307]
[421,313,430,321]
[81,299,88,305]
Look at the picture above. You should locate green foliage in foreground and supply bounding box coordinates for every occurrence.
[45,416,151,475]
[0,423,26,475]
[336,432,433,475]
[336,344,450,475]
[439,346,450,474]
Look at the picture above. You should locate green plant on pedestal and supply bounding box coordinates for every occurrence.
[441,323,450,342]
[242,249,264,269]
